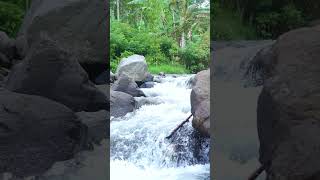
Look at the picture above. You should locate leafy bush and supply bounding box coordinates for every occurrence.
[179,41,209,73]
[0,1,24,37]
[255,4,305,39]
[110,21,184,71]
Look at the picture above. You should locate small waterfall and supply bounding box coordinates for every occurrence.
[110,75,210,180]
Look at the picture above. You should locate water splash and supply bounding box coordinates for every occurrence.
[110,75,210,180]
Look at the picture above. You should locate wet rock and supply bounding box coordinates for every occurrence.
[159,72,166,77]
[134,97,162,108]
[191,69,210,137]
[257,25,320,180]
[110,90,135,118]
[140,82,155,88]
[95,84,109,97]
[5,39,108,112]
[76,110,108,145]
[0,89,87,177]
[144,73,154,82]
[110,71,116,83]
[116,55,148,82]
[112,75,145,97]
[17,0,108,81]
[94,71,109,85]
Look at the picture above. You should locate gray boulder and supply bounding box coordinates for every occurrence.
[112,75,145,97]
[110,71,116,83]
[257,25,320,180]
[140,82,155,88]
[76,110,108,145]
[5,39,107,112]
[0,89,87,177]
[111,90,135,118]
[17,0,108,81]
[191,69,210,137]
[94,71,109,85]
[0,31,15,60]
[144,73,154,82]
[116,55,148,82]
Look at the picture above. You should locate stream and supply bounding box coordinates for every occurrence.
[110,75,210,180]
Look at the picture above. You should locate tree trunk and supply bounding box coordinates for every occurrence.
[116,0,120,21]
[180,32,186,48]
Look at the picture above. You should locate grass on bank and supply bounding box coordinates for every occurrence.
[148,64,190,74]
[111,63,190,75]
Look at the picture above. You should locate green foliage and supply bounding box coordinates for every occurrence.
[255,4,305,38]
[110,0,210,74]
[0,1,25,37]
[212,4,257,40]
[179,33,209,73]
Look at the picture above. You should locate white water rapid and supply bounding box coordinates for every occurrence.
[110,75,210,180]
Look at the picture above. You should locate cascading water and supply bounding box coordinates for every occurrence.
[110,75,210,180]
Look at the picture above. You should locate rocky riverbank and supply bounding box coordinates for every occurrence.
[0,0,109,179]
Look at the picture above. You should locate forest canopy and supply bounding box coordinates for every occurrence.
[110,0,210,74]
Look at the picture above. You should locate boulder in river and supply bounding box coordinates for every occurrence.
[0,89,87,177]
[17,0,108,81]
[140,82,155,88]
[191,69,210,137]
[112,74,145,97]
[5,39,108,112]
[257,25,320,180]
[116,54,148,82]
[110,90,135,118]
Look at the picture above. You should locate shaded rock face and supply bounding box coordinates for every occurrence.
[257,25,320,180]
[112,75,145,97]
[0,31,16,61]
[140,82,155,88]
[0,89,86,177]
[17,0,108,81]
[212,40,274,86]
[191,69,210,137]
[4,39,108,112]
[94,71,110,85]
[116,55,148,82]
[76,110,108,145]
[110,90,135,118]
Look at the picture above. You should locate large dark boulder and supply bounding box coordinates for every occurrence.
[257,25,320,180]
[94,71,110,85]
[5,39,107,112]
[191,69,210,137]
[110,90,135,118]
[0,89,87,177]
[0,31,15,61]
[76,110,108,145]
[17,0,108,81]
[111,75,145,97]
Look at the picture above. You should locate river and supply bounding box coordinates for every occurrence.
[110,75,210,180]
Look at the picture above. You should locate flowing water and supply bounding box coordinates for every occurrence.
[110,75,210,180]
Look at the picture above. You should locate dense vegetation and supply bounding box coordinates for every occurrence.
[0,0,30,37]
[212,0,320,40]
[110,0,210,74]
